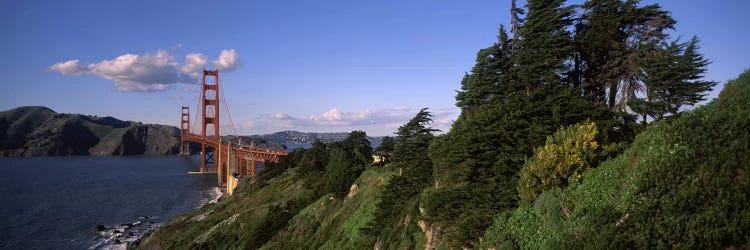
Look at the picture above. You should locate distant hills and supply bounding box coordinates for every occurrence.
[0,106,383,156]
[0,106,180,156]
[237,130,383,149]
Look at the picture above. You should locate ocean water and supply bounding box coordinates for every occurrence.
[0,156,220,249]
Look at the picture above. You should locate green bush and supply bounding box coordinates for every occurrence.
[517,121,602,206]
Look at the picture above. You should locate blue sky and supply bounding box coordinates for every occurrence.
[1,0,748,136]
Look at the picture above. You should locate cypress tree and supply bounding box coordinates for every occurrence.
[576,0,675,110]
[511,0,575,93]
[456,26,513,114]
[630,37,716,121]
[366,108,437,249]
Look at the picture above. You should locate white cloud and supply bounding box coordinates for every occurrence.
[88,50,180,92]
[181,53,208,73]
[214,49,239,71]
[49,60,89,75]
[259,107,459,134]
[179,53,208,83]
[50,49,240,92]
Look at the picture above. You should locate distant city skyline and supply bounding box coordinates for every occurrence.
[2,0,748,136]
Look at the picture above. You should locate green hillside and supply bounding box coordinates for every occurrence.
[260,169,394,249]
[480,69,750,249]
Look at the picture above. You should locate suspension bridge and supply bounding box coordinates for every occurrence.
[179,69,287,194]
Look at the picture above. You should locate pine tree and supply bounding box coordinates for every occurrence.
[576,0,675,110]
[630,37,716,121]
[366,108,438,249]
[674,37,716,109]
[341,130,373,167]
[455,26,513,113]
[511,0,575,93]
[322,148,353,198]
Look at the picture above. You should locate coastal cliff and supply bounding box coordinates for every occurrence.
[0,106,180,156]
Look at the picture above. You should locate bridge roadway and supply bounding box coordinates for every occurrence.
[182,132,287,195]
[182,133,287,163]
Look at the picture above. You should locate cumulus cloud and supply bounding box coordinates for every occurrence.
[214,49,240,71]
[181,53,208,73]
[49,60,89,75]
[179,53,209,83]
[50,49,240,92]
[259,107,459,133]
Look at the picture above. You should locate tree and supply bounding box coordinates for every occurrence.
[341,130,373,167]
[320,131,373,198]
[374,136,396,164]
[629,37,716,122]
[456,26,513,113]
[673,37,716,110]
[393,108,439,165]
[511,0,575,93]
[298,140,329,175]
[321,148,353,198]
[575,0,675,109]
[366,108,438,249]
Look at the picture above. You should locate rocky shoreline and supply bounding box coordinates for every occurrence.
[97,187,225,250]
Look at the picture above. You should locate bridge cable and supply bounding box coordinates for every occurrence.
[219,79,239,142]
[192,92,200,136]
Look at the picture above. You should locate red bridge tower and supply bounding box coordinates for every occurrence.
[200,69,220,172]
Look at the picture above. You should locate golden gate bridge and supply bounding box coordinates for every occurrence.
[179,69,287,194]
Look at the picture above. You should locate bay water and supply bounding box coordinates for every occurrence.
[0,156,219,249]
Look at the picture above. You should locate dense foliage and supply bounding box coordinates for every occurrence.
[419,0,715,248]
[481,68,750,249]
[517,121,611,206]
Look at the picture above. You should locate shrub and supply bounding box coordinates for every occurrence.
[517,121,602,206]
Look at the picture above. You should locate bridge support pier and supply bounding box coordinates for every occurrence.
[201,149,214,172]
[250,160,257,176]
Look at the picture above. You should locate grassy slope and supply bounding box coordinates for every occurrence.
[139,167,396,249]
[480,69,750,249]
[261,168,395,250]
[139,168,316,249]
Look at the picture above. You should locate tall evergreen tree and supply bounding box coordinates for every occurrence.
[629,37,716,121]
[455,26,513,113]
[341,130,373,167]
[576,0,675,110]
[366,108,438,249]
[322,148,354,198]
[423,2,630,248]
[511,0,575,93]
[675,37,716,108]
[320,131,373,198]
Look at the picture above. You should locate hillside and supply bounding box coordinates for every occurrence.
[0,106,180,156]
[480,69,750,249]
[138,142,395,249]
[137,69,750,250]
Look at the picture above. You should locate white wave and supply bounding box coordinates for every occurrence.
[195,187,223,208]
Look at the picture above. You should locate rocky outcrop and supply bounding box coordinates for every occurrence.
[0,106,180,156]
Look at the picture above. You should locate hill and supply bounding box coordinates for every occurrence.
[0,106,180,156]
[237,131,383,150]
[480,69,750,249]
